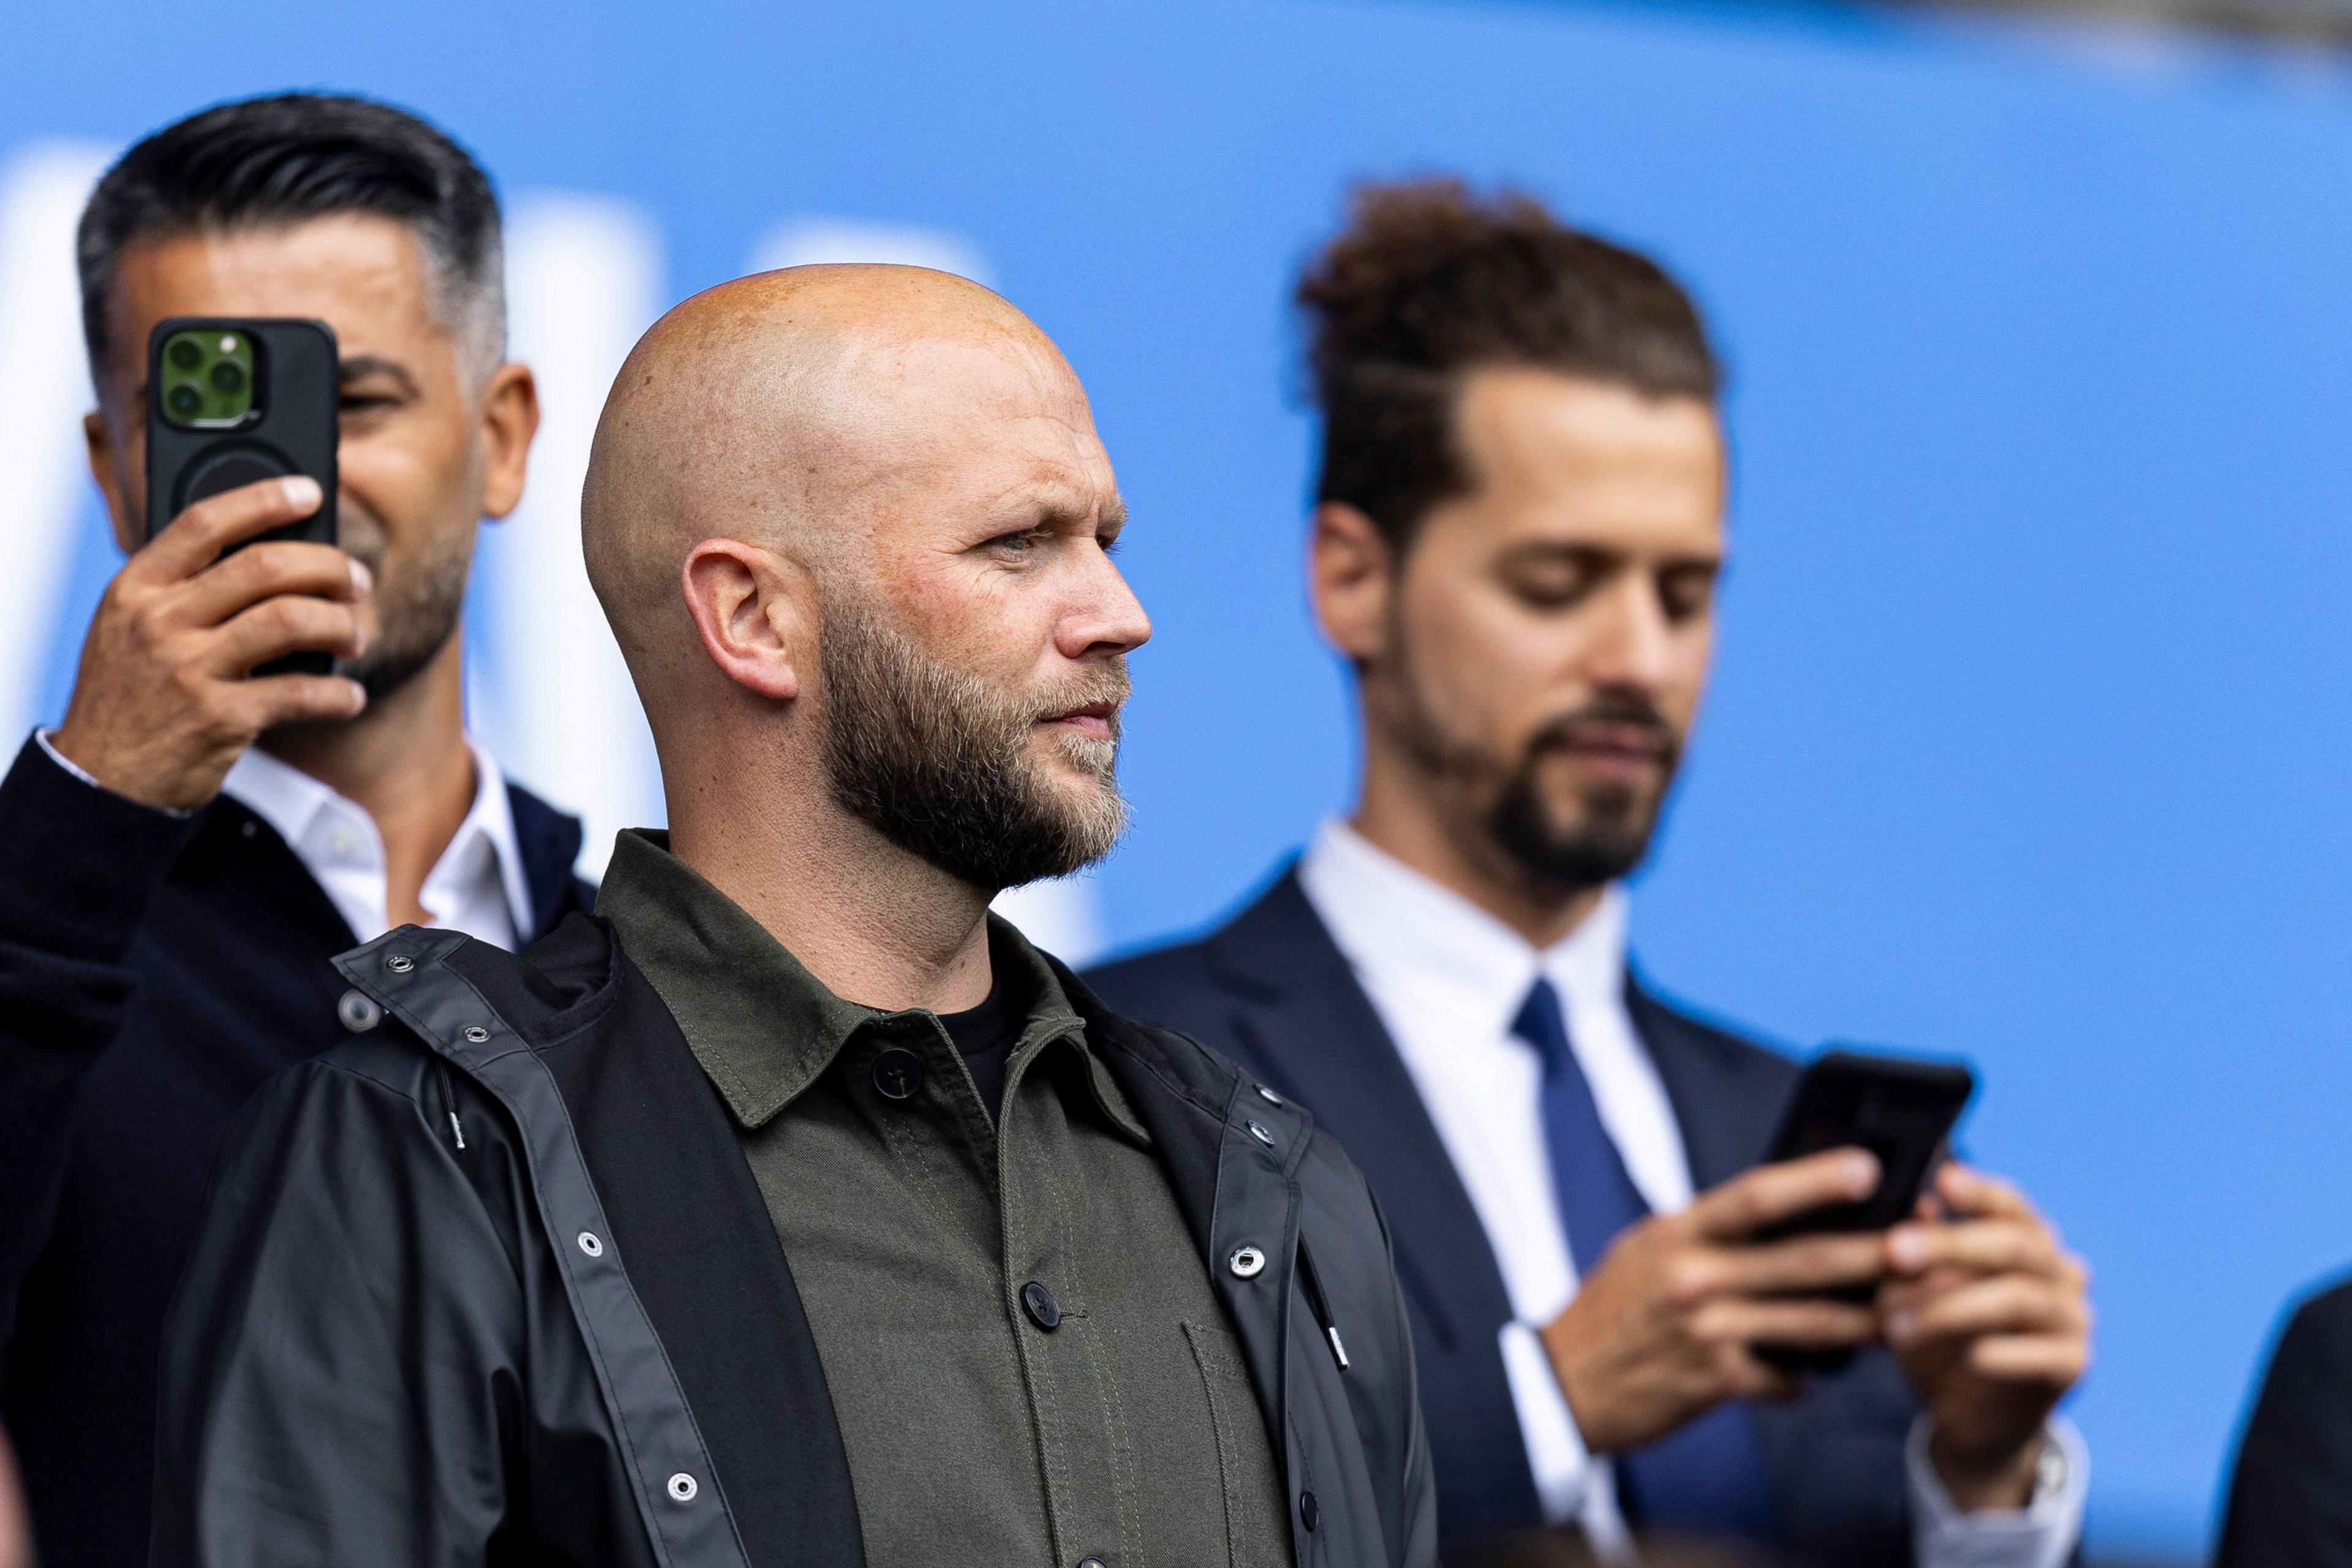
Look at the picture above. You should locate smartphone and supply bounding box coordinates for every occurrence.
[1754,1048,1975,1373]
[145,317,339,676]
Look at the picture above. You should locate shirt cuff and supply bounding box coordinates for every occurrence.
[36,728,197,816]
[1499,1322,1636,1559]
[1498,1319,1593,1522]
[1907,1414,2089,1568]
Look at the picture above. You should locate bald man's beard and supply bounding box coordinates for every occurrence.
[818,603,1131,894]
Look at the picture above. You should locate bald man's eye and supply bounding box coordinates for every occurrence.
[986,529,1046,562]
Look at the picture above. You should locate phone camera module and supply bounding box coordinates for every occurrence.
[166,384,202,419]
[167,338,203,372]
[208,361,246,396]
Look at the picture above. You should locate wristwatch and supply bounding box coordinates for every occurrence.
[2029,1438,2070,1507]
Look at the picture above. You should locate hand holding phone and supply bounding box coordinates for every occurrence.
[1538,1148,1894,1453]
[48,318,365,812]
[1754,1049,1975,1372]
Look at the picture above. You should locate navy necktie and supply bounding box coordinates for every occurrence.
[1512,978,1781,1542]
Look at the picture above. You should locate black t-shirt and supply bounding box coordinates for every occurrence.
[938,974,1021,1123]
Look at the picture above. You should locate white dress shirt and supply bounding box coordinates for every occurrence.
[37,729,535,949]
[220,742,534,948]
[1297,819,2086,1566]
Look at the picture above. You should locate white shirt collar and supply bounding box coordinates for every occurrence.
[1300,816,1630,1028]
[222,740,534,943]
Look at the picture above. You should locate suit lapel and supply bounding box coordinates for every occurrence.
[1626,978,1786,1193]
[1204,871,1515,1351]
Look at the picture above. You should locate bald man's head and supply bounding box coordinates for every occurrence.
[582,264,1152,891]
[586,265,1057,665]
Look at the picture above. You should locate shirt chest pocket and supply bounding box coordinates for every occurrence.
[1182,1320,1294,1568]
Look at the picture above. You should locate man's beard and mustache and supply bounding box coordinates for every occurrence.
[1392,643,1683,892]
[331,505,475,704]
[818,598,1131,894]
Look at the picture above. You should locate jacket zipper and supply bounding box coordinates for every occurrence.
[1297,1240,1349,1371]
[434,1060,467,1151]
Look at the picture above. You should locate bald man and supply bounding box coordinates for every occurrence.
[151,267,1438,1568]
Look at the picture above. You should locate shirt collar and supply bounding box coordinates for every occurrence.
[453,744,537,941]
[1298,816,1630,1032]
[222,739,537,941]
[221,742,348,858]
[596,829,1129,1139]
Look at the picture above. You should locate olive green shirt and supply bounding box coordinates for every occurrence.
[598,831,1290,1568]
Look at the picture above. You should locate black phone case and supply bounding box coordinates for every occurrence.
[1754,1048,1975,1374]
[145,317,339,676]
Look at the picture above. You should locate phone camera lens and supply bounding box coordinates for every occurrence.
[166,385,202,418]
[167,339,202,371]
[208,361,246,396]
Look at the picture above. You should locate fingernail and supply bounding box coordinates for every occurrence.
[284,476,322,509]
[1888,1227,1928,1269]
[349,556,372,595]
[1845,1151,1881,1193]
[1886,1310,1917,1344]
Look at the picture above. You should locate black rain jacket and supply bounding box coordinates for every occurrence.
[152,913,1440,1568]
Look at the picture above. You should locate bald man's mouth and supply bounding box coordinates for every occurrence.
[1039,701,1118,742]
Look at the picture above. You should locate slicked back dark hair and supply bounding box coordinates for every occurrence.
[1298,178,1719,552]
[77,91,504,375]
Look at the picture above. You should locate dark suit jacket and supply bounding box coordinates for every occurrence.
[2217,1275,2352,1568]
[1087,867,1920,1565]
[0,734,595,1568]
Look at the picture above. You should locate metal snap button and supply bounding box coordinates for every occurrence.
[239,820,258,839]
[1021,1280,1062,1331]
[872,1046,925,1101]
[1077,1558,1107,1568]
[1300,1489,1319,1532]
[336,989,382,1033]
[1228,1245,1266,1279]
[577,1231,604,1258]
[386,954,413,973]
[1256,1084,1283,1105]
[463,1025,490,1043]
[1246,1120,1275,1147]
[666,1472,697,1502]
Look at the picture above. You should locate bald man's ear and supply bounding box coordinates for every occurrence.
[1309,502,1399,667]
[680,539,814,703]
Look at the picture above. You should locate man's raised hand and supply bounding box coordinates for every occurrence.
[50,476,368,812]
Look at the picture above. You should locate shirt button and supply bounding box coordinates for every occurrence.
[1299,1490,1319,1532]
[1021,1280,1062,1331]
[336,989,382,1033]
[872,1047,925,1101]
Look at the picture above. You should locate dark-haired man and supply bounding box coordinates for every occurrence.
[0,93,586,1566]
[153,264,1434,1567]
[1089,182,2092,1566]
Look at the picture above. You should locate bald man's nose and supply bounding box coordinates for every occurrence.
[1055,550,1152,660]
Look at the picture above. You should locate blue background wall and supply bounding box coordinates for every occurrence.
[4,2,2348,1556]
